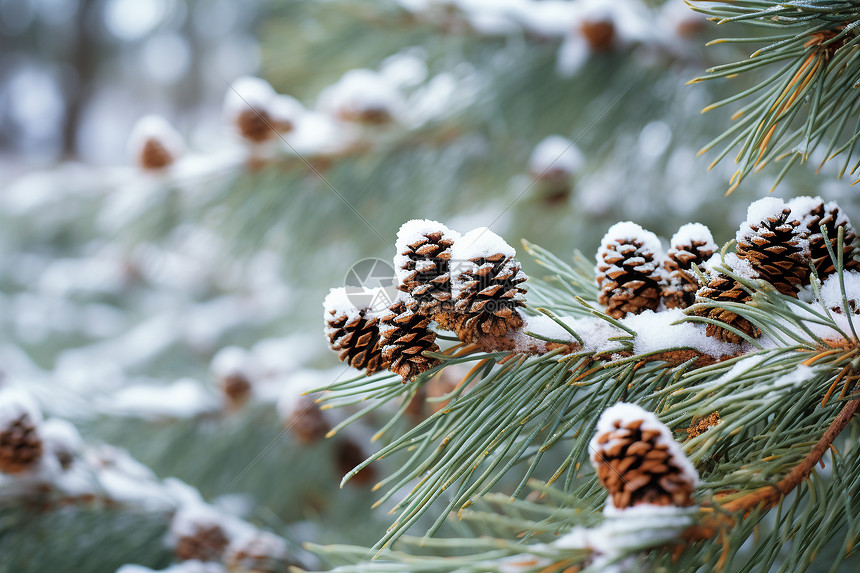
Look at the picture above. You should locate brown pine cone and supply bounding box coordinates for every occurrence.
[175,523,230,563]
[581,19,616,52]
[596,222,664,319]
[225,532,297,573]
[284,395,330,445]
[139,139,174,170]
[662,223,717,310]
[0,413,43,474]
[324,288,389,375]
[236,108,275,144]
[689,264,761,344]
[449,228,527,342]
[379,299,441,381]
[790,196,860,280]
[736,198,809,297]
[590,403,697,509]
[335,438,377,487]
[394,220,459,317]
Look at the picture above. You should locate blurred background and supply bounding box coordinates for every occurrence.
[1,1,857,572]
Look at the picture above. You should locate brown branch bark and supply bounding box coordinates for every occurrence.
[685,395,860,542]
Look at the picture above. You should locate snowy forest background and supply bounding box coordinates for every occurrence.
[1,1,858,572]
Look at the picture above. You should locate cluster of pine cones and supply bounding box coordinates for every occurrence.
[325,220,528,381]
[596,196,860,343]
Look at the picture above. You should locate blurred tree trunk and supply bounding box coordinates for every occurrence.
[62,0,98,158]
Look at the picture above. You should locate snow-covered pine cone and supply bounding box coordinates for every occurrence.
[689,257,761,344]
[394,220,459,317]
[449,228,527,342]
[128,115,183,171]
[596,222,664,319]
[0,413,42,475]
[662,223,717,310]
[590,403,697,509]
[324,288,389,375]
[225,531,297,573]
[790,196,860,280]
[379,299,440,381]
[285,395,330,445]
[0,390,43,475]
[175,522,230,563]
[736,197,809,297]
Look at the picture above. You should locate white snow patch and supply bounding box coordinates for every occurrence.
[591,403,697,493]
[622,309,739,357]
[669,223,715,252]
[0,387,42,427]
[223,76,276,121]
[529,135,583,176]
[269,94,304,130]
[110,379,217,420]
[211,346,258,381]
[318,69,404,122]
[451,227,516,261]
[127,114,184,165]
[598,222,663,263]
[819,271,860,312]
[737,197,788,242]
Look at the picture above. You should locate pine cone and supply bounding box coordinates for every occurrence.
[596,222,664,319]
[791,197,860,280]
[394,220,459,316]
[736,198,809,297]
[225,532,297,573]
[324,289,389,375]
[450,228,527,342]
[580,19,615,52]
[0,413,43,474]
[285,396,331,445]
[379,300,440,381]
[590,403,697,509]
[176,523,230,563]
[236,108,274,144]
[221,373,253,408]
[336,438,377,487]
[690,269,760,344]
[662,223,716,310]
[139,139,175,170]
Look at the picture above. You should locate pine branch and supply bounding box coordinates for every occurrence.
[691,0,860,192]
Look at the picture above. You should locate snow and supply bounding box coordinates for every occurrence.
[223,76,276,120]
[324,287,363,321]
[317,69,404,122]
[772,365,813,389]
[268,94,305,129]
[118,561,226,573]
[737,197,788,242]
[226,530,288,562]
[170,503,228,538]
[590,402,698,491]
[211,346,257,381]
[819,271,860,311]
[110,378,218,420]
[127,115,185,164]
[669,223,715,251]
[598,221,663,263]
[529,135,583,176]
[40,418,83,459]
[393,219,459,284]
[0,387,42,427]
[451,227,516,261]
[624,309,739,357]
[789,195,851,234]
